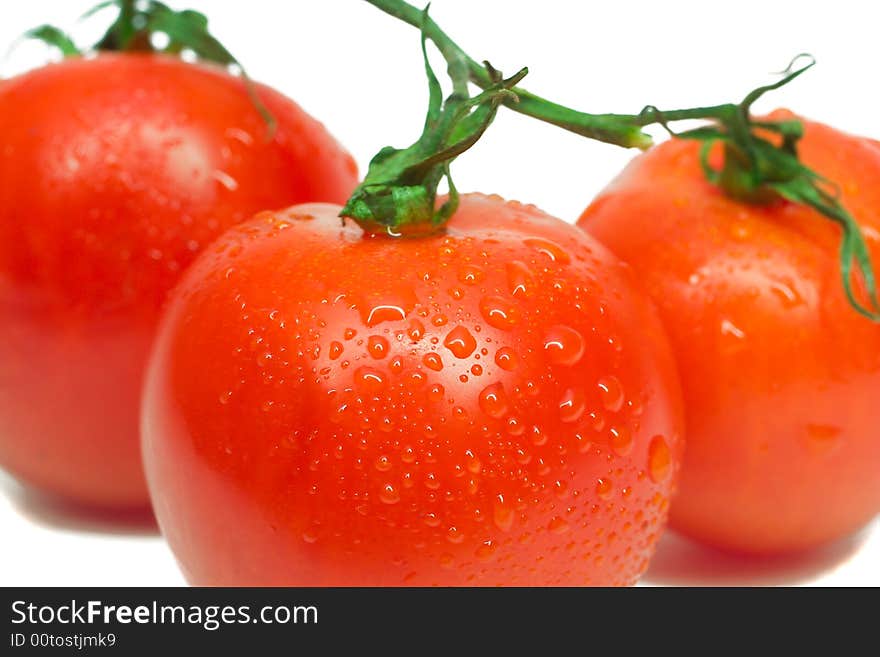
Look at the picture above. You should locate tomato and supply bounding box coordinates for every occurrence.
[578,110,880,554]
[142,193,684,586]
[0,53,358,508]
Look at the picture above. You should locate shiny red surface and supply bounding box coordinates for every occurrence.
[142,194,684,585]
[0,54,358,508]
[579,110,880,553]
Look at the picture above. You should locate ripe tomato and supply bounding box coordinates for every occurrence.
[578,110,880,553]
[142,193,684,586]
[0,53,358,508]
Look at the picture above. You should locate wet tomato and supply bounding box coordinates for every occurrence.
[578,110,880,553]
[142,193,683,585]
[0,54,358,508]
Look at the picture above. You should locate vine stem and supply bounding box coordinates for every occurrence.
[362,0,880,320]
[365,0,652,149]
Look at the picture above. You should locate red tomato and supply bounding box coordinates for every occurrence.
[578,110,880,553]
[142,193,684,585]
[0,53,358,508]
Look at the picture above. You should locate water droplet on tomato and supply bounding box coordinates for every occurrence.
[506,416,525,436]
[524,237,571,264]
[374,455,393,472]
[478,383,509,419]
[367,335,389,359]
[543,325,584,366]
[408,319,425,341]
[493,495,515,532]
[380,483,401,504]
[479,296,520,330]
[475,540,497,561]
[446,526,465,544]
[558,387,586,423]
[458,264,484,285]
[422,353,443,371]
[647,435,672,483]
[355,366,386,394]
[464,449,482,474]
[530,425,547,446]
[329,341,343,360]
[427,384,445,402]
[596,478,613,500]
[506,260,535,298]
[548,516,570,534]
[494,347,519,371]
[444,325,477,358]
[609,425,633,456]
[597,375,624,412]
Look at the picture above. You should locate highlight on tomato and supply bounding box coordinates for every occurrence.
[579,60,880,553]
[141,9,684,586]
[0,1,358,508]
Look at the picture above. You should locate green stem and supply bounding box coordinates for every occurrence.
[363,1,880,320]
[365,0,652,149]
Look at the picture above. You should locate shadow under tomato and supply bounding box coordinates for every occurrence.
[0,470,158,536]
[641,527,870,587]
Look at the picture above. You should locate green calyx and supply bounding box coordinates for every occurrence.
[22,0,275,132]
[633,55,880,320]
[340,13,526,237]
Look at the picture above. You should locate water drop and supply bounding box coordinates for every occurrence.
[367,335,389,359]
[609,425,633,456]
[543,325,584,366]
[506,260,535,298]
[380,483,401,504]
[596,478,613,500]
[524,237,571,264]
[458,264,485,285]
[475,540,497,561]
[444,325,477,358]
[597,375,624,412]
[648,435,672,483]
[548,516,570,534]
[558,387,586,423]
[329,341,343,360]
[479,296,520,330]
[355,366,387,394]
[494,347,519,371]
[493,495,515,532]
[446,526,465,544]
[422,353,443,371]
[479,383,509,419]
[427,384,445,402]
[465,449,482,474]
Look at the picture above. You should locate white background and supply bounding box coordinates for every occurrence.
[0,0,878,586]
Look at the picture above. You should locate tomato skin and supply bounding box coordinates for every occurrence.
[0,54,358,508]
[142,194,683,586]
[578,110,880,554]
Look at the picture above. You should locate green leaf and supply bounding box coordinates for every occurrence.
[22,25,81,57]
